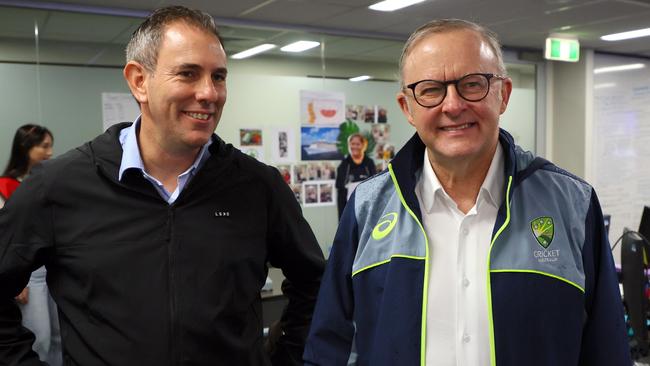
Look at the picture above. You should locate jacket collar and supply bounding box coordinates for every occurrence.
[85,122,231,187]
[389,128,519,220]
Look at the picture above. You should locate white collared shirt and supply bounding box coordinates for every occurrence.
[416,145,504,366]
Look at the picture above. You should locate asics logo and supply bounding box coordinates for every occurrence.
[372,212,398,240]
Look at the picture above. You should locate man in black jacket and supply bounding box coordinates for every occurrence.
[0,6,325,365]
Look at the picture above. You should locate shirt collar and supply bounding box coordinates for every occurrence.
[418,143,505,213]
[480,143,504,209]
[118,117,144,181]
[118,116,212,182]
[419,149,444,213]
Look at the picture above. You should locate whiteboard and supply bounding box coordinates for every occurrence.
[592,53,650,246]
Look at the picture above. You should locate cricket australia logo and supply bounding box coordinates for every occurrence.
[531,216,560,263]
[531,216,554,248]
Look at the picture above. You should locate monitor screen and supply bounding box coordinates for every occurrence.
[621,229,649,354]
[639,206,650,242]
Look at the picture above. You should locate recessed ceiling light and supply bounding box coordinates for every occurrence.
[231,44,276,59]
[601,27,650,41]
[369,0,426,12]
[594,83,616,89]
[280,41,320,53]
[349,75,372,82]
[593,63,645,74]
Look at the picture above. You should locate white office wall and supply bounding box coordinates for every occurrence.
[0,63,131,165]
[592,53,650,261]
[549,50,595,179]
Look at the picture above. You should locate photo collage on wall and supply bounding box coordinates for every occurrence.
[258,89,396,207]
[346,104,388,124]
[371,124,394,172]
[291,90,344,206]
[276,162,337,206]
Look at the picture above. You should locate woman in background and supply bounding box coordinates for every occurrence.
[336,133,376,219]
[0,124,60,366]
[0,124,53,204]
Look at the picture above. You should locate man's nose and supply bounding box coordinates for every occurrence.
[196,76,220,103]
[440,84,466,115]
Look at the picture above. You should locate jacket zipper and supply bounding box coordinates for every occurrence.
[387,164,430,366]
[167,208,178,365]
[486,175,513,366]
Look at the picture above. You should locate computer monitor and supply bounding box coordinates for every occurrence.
[621,228,650,357]
[639,206,650,242]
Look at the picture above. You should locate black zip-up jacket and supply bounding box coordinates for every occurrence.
[0,123,325,365]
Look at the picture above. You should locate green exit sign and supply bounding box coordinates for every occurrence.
[545,38,580,62]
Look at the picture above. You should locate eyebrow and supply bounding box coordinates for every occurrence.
[175,63,228,75]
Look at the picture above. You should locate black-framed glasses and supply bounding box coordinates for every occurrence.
[405,73,506,108]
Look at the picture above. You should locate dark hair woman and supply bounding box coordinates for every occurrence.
[0,123,60,366]
[0,124,53,203]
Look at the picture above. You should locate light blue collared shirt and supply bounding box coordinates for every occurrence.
[118,117,212,204]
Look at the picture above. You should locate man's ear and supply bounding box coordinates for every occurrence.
[397,92,416,127]
[499,77,513,115]
[123,61,149,105]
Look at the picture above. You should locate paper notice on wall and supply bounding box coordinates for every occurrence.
[271,128,296,163]
[101,93,140,132]
[300,90,345,125]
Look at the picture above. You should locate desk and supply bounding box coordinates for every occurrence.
[261,291,288,328]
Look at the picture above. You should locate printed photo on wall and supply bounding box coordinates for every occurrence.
[346,105,365,122]
[276,164,292,185]
[293,163,308,184]
[290,184,302,204]
[345,105,388,124]
[301,126,344,161]
[319,182,334,204]
[371,124,390,143]
[375,143,395,161]
[304,183,318,204]
[292,162,337,183]
[302,180,336,207]
[271,128,296,163]
[240,129,263,146]
[300,90,346,125]
[241,146,265,162]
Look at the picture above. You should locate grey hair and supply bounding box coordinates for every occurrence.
[125,5,222,72]
[398,19,506,86]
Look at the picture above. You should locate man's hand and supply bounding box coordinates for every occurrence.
[14,287,29,305]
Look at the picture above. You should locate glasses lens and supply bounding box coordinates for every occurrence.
[457,74,489,101]
[414,80,446,107]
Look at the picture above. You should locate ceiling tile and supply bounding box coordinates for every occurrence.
[41,11,140,42]
[240,0,354,25]
[0,7,50,39]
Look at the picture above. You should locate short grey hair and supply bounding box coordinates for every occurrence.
[398,19,506,86]
[125,5,222,72]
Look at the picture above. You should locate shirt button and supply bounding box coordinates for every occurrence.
[462,228,469,235]
[463,334,471,343]
[463,278,470,287]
